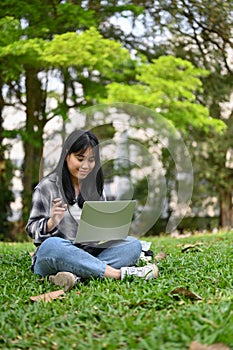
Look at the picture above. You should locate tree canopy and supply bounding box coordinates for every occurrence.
[105,55,225,132]
[0,0,232,237]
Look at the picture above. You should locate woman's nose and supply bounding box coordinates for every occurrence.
[80,159,88,168]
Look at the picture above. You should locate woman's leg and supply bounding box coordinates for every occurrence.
[96,236,142,269]
[33,236,156,286]
[33,237,106,279]
[99,238,158,280]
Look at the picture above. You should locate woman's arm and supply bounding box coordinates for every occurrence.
[25,187,58,244]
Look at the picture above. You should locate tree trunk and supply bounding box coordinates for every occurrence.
[0,82,14,237]
[22,68,44,221]
[219,188,233,229]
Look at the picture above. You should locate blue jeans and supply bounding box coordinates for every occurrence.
[34,236,142,279]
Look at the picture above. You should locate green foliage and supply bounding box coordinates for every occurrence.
[0,0,96,38]
[0,232,232,349]
[0,25,132,97]
[0,37,47,70]
[133,177,149,205]
[0,16,22,81]
[0,16,133,224]
[42,27,131,73]
[0,16,21,46]
[146,0,233,226]
[0,0,231,230]
[105,55,225,133]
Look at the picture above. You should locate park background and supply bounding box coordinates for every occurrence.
[0,2,232,350]
[0,0,233,241]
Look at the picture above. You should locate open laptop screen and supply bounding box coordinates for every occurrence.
[74,200,136,243]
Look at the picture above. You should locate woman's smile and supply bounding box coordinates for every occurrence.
[66,147,96,183]
[78,169,89,176]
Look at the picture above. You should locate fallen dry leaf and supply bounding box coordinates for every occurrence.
[181,242,204,252]
[169,287,202,301]
[30,289,65,302]
[189,340,230,350]
[208,345,230,350]
[154,252,167,261]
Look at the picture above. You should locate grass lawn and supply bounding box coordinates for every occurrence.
[0,231,232,350]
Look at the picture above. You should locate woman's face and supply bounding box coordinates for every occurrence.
[66,146,96,184]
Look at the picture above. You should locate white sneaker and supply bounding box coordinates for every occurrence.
[49,272,80,291]
[121,263,159,280]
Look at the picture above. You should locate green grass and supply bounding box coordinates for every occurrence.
[0,231,232,350]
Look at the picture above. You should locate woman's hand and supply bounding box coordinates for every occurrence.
[47,198,67,232]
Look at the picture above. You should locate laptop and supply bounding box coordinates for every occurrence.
[74,200,136,244]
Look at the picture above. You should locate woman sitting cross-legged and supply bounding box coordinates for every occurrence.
[26,129,159,291]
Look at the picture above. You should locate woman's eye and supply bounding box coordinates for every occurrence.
[76,156,95,162]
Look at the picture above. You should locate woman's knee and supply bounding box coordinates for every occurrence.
[37,237,71,259]
[127,236,142,256]
[34,237,75,276]
[121,236,142,265]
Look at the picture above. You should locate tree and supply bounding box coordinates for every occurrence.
[0,16,22,237]
[0,0,149,227]
[101,0,233,228]
[153,0,233,228]
[104,55,224,132]
[102,55,226,232]
[1,0,232,231]
[0,90,14,238]
[0,1,97,222]
[0,28,133,221]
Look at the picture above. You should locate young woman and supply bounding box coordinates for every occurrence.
[26,129,158,291]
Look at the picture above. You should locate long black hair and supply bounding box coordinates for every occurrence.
[53,129,104,208]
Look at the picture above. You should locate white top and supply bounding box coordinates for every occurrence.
[69,202,82,222]
[69,190,107,223]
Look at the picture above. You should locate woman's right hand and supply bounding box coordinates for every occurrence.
[47,198,67,231]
